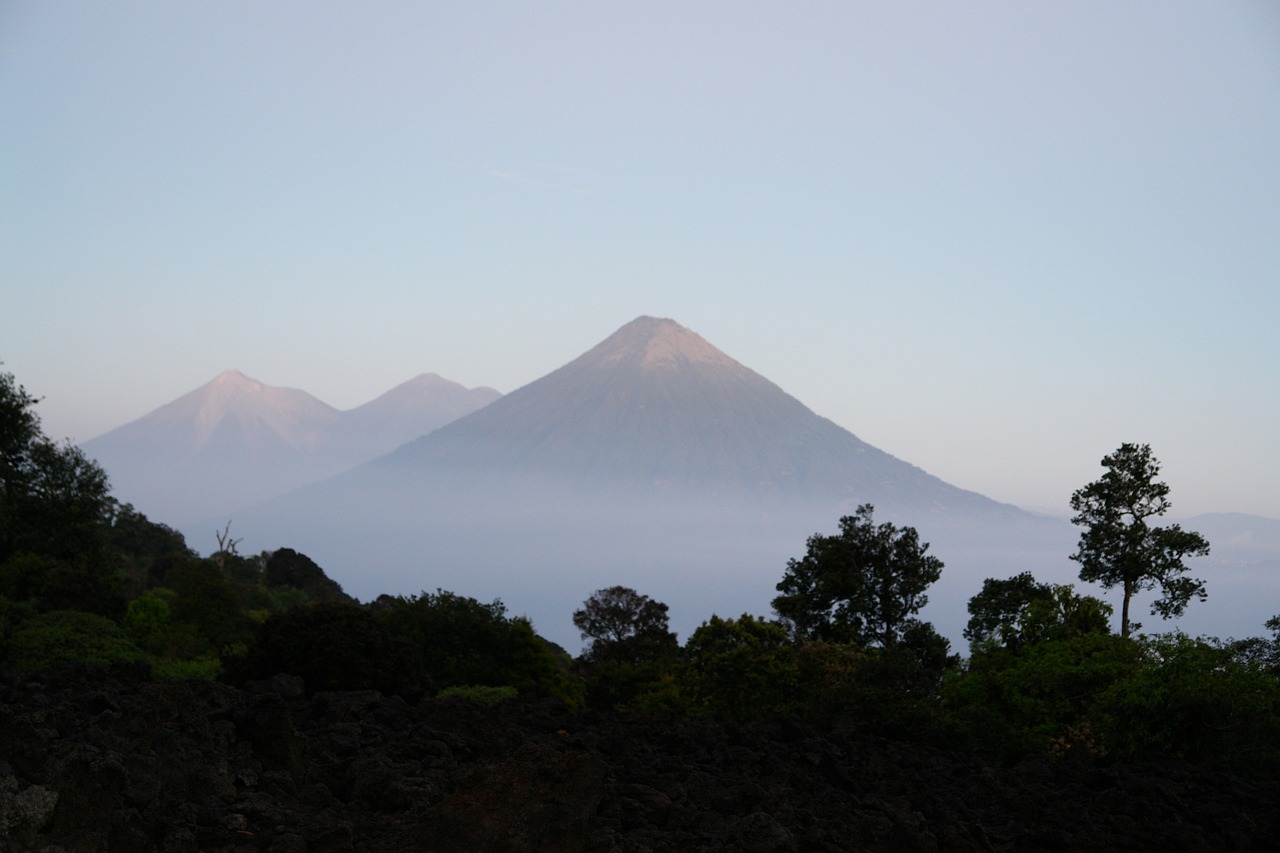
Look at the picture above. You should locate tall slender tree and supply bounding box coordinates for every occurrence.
[1070,443,1209,638]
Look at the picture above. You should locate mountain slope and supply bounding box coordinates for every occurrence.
[382,316,1005,515]
[230,317,1058,649]
[343,373,501,457]
[82,370,499,525]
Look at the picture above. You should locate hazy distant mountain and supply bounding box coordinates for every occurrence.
[82,369,499,526]
[383,316,1011,516]
[346,373,502,453]
[230,317,1075,649]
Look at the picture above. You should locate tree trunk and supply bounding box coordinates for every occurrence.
[1120,578,1133,639]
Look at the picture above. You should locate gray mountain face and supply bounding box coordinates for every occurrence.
[229,317,1081,650]
[81,370,499,526]
[384,316,1010,516]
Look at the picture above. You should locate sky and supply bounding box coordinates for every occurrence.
[2,1,1278,521]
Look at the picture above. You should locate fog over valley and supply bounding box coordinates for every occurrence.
[81,317,1277,652]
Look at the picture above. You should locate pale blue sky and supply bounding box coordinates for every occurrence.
[2,1,1278,519]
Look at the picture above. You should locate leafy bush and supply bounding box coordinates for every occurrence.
[234,600,404,693]
[437,684,518,705]
[944,632,1141,760]
[1094,633,1280,768]
[7,610,146,673]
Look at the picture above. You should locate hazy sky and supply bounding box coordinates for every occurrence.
[3,1,1278,520]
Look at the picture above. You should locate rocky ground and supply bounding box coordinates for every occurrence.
[1,664,1277,852]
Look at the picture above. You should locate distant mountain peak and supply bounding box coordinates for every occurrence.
[206,369,269,399]
[586,316,739,370]
[81,368,503,525]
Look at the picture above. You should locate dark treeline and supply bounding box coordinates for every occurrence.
[3,365,1280,776]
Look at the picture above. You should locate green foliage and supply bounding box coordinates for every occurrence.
[1094,633,1280,768]
[944,632,1142,760]
[377,591,580,704]
[682,614,800,720]
[573,585,678,664]
[168,559,252,651]
[149,654,222,682]
[0,552,126,618]
[6,610,146,673]
[124,589,173,653]
[264,547,350,602]
[1070,443,1210,637]
[965,573,1112,653]
[1229,615,1280,675]
[573,586,679,710]
[237,599,403,693]
[234,590,581,704]
[103,501,193,595]
[773,504,942,647]
[1,366,113,566]
[808,621,955,739]
[437,684,518,705]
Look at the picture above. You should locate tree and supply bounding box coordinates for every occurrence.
[965,572,1112,653]
[1070,443,1210,638]
[572,585,677,664]
[681,614,800,720]
[1,366,113,564]
[264,547,351,602]
[375,590,580,703]
[773,504,942,648]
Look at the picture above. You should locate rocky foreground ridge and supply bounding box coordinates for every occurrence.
[2,664,1277,853]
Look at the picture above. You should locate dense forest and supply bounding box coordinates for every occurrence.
[3,364,1279,850]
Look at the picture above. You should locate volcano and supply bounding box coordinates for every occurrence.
[377,316,1003,514]
[225,317,1072,650]
[81,370,499,525]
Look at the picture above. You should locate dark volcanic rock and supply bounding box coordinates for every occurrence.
[0,665,1277,852]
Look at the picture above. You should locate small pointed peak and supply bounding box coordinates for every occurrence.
[592,316,738,369]
[405,372,451,386]
[208,370,267,395]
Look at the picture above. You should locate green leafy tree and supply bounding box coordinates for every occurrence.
[168,558,251,652]
[682,614,800,720]
[944,632,1141,760]
[773,504,942,647]
[124,589,174,653]
[375,590,580,703]
[965,572,1112,653]
[264,547,351,602]
[6,610,146,673]
[1,367,113,564]
[1,366,122,617]
[102,501,193,595]
[236,599,403,693]
[1070,443,1210,638]
[573,585,677,664]
[572,586,678,710]
[1230,615,1280,675]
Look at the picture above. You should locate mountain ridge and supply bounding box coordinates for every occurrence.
[81,369,500,525]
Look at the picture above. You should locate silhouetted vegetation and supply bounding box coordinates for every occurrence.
[2,364,1278,781]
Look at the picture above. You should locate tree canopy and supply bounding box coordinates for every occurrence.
[772,504,942,648]
[1070,443,1210,638]
[965,572,1112,653]
[1,366,113,565]
[573,585,677,664]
